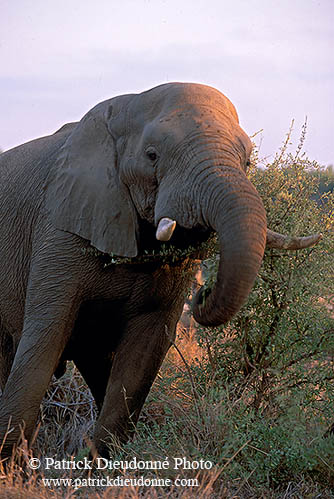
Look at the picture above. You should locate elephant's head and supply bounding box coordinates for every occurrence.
[45,83,267,327]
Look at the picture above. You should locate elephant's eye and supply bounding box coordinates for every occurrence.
[146,148,158,163]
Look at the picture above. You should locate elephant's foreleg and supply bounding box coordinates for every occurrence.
[0,254,82,457]
[0,310,79,457]
[93,312,178,457]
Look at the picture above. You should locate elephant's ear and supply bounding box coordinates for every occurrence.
[44,96,138,257]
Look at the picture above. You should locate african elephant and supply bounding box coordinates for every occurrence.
[0,82,317,458]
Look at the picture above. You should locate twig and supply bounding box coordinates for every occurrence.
[221,439,251,471]
[165,325,204,424]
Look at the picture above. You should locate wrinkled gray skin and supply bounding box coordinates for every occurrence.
[0,83,266,457]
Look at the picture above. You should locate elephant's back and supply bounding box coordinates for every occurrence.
[0,125,76,190]
[0,125,78,228]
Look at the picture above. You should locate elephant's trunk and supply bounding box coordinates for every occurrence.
[193,166,267,327]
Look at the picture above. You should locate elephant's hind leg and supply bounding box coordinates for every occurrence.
[68,300,122,411]
[73,352,113,411]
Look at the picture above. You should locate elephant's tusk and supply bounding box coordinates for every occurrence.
[156,218,177,241]
[266,229,323,250]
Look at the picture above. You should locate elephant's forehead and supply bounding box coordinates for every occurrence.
[130,82,239,124]
[141,104,238,146]
[156,105,233,126]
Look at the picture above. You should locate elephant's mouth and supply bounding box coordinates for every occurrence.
[84,222,213,267]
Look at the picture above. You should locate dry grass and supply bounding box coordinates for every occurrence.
[1,430,333,499]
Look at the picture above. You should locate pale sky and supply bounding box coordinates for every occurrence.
[1,0,333,165]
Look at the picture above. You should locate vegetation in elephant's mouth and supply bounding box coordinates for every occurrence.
[82,234,219,267]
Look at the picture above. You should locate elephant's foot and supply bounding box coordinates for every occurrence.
[92,420,131,458]
[0,421,25,461]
